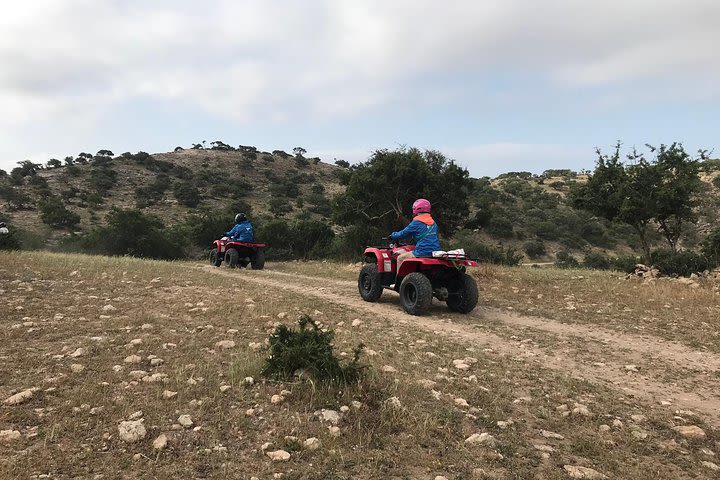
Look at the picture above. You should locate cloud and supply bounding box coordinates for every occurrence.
[0,0,718,169]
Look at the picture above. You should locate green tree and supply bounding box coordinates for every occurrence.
[173,181,201,207]
[47,158,62,169]
[333,147,472,238]
[650,143,703,252]
[39,196,81,228]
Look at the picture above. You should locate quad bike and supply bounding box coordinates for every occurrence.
[358,239,479,315]
[210,237,266,270]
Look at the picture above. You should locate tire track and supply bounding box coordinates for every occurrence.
[202,264,720,426]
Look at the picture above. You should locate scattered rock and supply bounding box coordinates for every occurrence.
[328,426,341,437]
[630,414,647,423]
[572,403,591,416]
[243,376,255,386]
[631,430,648,440]
[124,355,142,364]
[215,340,235,349]
[177,415,193,428]
[701,461,719,471]
[118,420,146,443]
[540,430,565,440]
[351,319,363,327]
[162,390,178,399]
[152,434,168,450]
[319,409,341,425]
[497,420,513,429]
[563,465,607,479]
[384,397,402,409]
[598,424,611,434]
[672,425,706,439]
[102,305,117,312]
[219,385,232,393]
[533,443,554,453]
[267,449,291,461]
[68,348,86,358]
[0,430,22,443]
[271,394,285,405]
[70,363,85,373]
[625,364,639,372]
[304,437,321,450]
[465,433,496,446]
[454,398,470,408]
[4,388,38,405]
[381,365,397,373]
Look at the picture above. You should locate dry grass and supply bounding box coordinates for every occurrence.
[1,252,718,479]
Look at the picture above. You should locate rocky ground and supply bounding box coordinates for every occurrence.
[1,252,719,479]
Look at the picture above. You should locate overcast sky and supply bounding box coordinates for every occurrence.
[1,0,718,177]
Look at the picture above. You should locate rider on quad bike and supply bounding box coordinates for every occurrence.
[391,198,439,266]
[227,213,254,242]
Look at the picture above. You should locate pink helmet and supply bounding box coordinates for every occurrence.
[412,198,431,215]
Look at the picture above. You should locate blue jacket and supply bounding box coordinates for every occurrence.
[227,220,254,242]
[391,213,440,256]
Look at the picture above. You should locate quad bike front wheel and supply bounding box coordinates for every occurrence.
[446,273,479,313]
[358,263,383,302]
[209,249,222,267]
[250,249,265,270]
[224,249,239,268]
[399,272,433,315]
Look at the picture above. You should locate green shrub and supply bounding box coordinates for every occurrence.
[89,165,118,195]
[262,315,364,383]
[611,255,642,273]
[485,217,514,238]
[701,228,720,266]
[73,208,183,259]
[0,216,20,250]
[650,249,711,277]
[524,239,546,258]
[39,196,81,228]
[555,250,579,268]
[583,251,611,270]
[173,181,201,207]
[713,176,720,189]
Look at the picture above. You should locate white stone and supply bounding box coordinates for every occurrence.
[219,385,232,392]
[328,426,341,437]
[304,437,321,450]
[70,363,85,373]
[319,409,341,424]
[351,319,363,327]
[4,388,37,405]
[69,348,86,358]
[102,305,117,312]
[385,397,402,409]
[118,420,146,443]
[152,434,168,450]
[672,425,706,439]
[454,398,469,408]
[381,365,397,373]
[540,430,565,439]
[271,394,285,405]
[0,430,22,443]
[215,340,235,349]
[177,415,193,428]
[162,390,177,399]
[563,465,607,479]
[701,461,720,471]
[465,432,496,446]
[243,376,255,386]
[124,355,141,364]
[267,449,291,461]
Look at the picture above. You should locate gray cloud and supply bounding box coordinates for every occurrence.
[1,0,718,168]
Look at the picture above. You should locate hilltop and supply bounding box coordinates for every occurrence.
[1,145,719,264]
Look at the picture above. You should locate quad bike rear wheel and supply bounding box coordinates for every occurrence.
[446,273,479,313]
[224,249,239,268]
[358,263,383,302]
[250,249,265,270]
[399,272,433,315]
[209,249,222,267]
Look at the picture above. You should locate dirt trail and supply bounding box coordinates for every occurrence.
[202,265,720,426]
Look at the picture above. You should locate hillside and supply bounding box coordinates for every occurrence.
[1,146,719,263]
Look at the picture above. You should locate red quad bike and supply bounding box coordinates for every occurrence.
[210,237,266,270]
[358,240,479,315]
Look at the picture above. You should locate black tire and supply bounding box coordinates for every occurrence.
[446,273,479,313]
[399,272,433,315]
[210,249,222,267]
[250,249,265,270]
[224,249,239,268]
[358,263,383,302]
[239,258,250,268]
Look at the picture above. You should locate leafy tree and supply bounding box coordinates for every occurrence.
[702,227,720,266]
[47,158,62,169]
[0,218,20,250]
[524,239,546,258]
[96,149,114,157]
[0,184,31,210]
[64,156,75,165]
[89,165,118,195]
[81,208,183,259]
[39,196,81,228]
[333,147,472,239]
[173,181,201,207]
[269,197,293,217]
[334,159,350,168]
[713,176,720,189]
[293,147,307,157]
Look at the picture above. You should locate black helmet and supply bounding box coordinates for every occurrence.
[235,213,247,223]
[0,222,5,228]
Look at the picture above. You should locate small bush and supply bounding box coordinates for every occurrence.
[713,176,720,189]
[701,228,720,266]
[650,249,712,277]
[583,251,611,270]
[555,250,579,268]
[0,217,20,250]
[262,316,364,384]
[39,196,81,228]
[173,181,201,207]
[611,255,642,273]
[524,239,546,258]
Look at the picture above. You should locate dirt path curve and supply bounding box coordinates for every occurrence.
[201,265,720,426]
